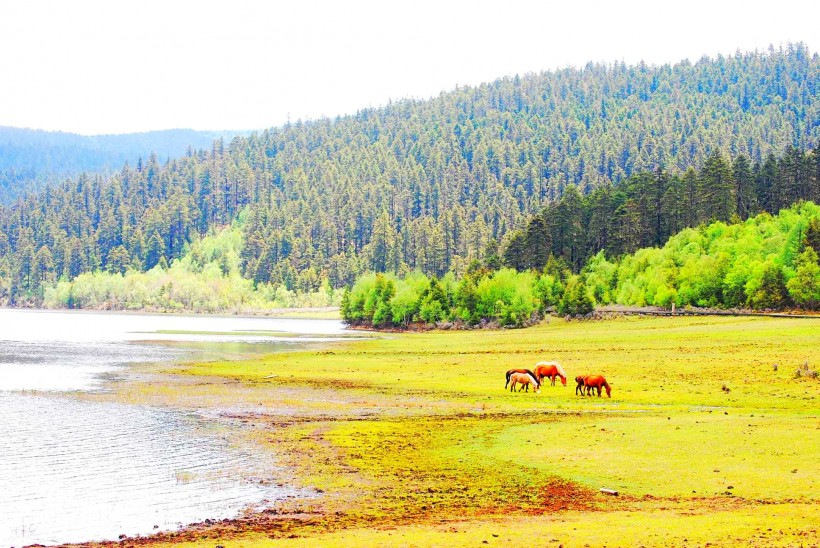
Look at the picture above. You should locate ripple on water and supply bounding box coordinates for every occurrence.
[0,393,293,547]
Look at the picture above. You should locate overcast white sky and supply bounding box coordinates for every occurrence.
[0,0,816,135]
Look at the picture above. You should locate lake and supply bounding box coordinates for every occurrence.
[0,309,347,547]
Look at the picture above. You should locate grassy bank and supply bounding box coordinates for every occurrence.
[100,315,819,547]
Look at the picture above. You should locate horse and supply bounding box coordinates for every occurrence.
[581,374,612,397]
[574,375,588,396]
[507,371,540,394]
[533,361,567,386]
[505,368,537,390]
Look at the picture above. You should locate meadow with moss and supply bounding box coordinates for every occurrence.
[96,314,820,548]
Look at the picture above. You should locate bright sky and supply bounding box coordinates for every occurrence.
[0,0,816,135]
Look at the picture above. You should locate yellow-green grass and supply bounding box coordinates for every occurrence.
[478,411,818,500]
[177,316,818,412]
[124,315,818,547]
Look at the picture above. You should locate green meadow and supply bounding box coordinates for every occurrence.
[130,315,818,547]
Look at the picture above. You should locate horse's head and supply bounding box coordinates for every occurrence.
[528,372,541,393]
[560,376,567,386]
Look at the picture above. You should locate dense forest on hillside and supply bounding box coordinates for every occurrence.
[0,45,818,307]
[503,146,820,272]
[0,127,238,204]
[343,202,820,328]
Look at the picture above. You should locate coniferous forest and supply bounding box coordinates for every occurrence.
[0,45,819,313]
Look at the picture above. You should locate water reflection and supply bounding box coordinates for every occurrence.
[0,340,182,392]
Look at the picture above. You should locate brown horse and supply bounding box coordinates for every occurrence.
[534,361,567,386]
[576,374,611,397]
[507,371,540,393]
[505,368,537,390]
[574,375,588,396]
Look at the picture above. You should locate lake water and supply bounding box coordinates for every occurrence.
[0,309,348,547]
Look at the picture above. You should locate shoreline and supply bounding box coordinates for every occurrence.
[0,305,341,321]
[0,312,344,548]
[60,314,820,547]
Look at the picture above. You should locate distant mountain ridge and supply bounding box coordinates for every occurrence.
[0,126,241,170]
[0,126,242,203]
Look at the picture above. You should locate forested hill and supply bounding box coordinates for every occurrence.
[1,45,819,305]
[0,127,240,203]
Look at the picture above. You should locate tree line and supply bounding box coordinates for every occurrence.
[342,202,820,328]
[0,45,818,306]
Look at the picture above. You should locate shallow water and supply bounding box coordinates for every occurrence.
[0,309,347,547]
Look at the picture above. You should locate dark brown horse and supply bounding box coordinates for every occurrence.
[574,375,588,396]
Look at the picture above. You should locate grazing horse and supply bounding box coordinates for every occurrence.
[534,361,567,386]
[507,371,540,393]
[577,374,611,397]
[574,375,588,396]
[505,368,537,390]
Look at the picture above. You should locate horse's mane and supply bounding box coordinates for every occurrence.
[525,369,539,387]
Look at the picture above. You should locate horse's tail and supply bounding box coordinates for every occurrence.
[505,370,513,389]
[603,381,611,397]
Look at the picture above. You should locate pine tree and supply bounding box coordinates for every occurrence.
[699,151,736,222]
[732,154,757,219]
